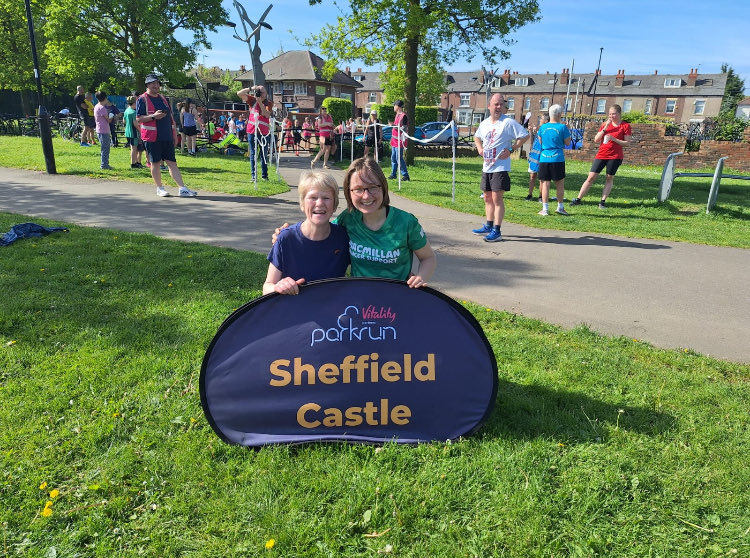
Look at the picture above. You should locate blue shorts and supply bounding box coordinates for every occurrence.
[144,140,176,163]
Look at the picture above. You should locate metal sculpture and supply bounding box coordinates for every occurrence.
[231,1,273,88]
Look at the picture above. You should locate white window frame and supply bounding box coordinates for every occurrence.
[472,113,483,125]
[272,81,282,95]
[564,97,572,112]
[282,81,294,92]
[515,77,528,86]
[693,99,706,115]
[506,97,515,110]
[331,84,340,97]
[523,97,531,111]
[596,99,606,114]
[368,92,377,103]
[664,78,681,88]
[294,82,306,95]
[540,97,550,110]
[665,99,677,114]
[456,109,472,125]
[459,93,471,107]
[623,99,632,113]
[340,92,352,101]
[644,99,653,114]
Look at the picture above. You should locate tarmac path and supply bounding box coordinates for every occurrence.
[1,156,747,363]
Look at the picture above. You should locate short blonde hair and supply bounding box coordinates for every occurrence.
[298,171,340,210]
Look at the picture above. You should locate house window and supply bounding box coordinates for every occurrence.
[514,77,528,86]
[644,99,653,114]
[331,85,340,97]
[564,98,572,112]
[353,75,363,81]
[294,82,306,95]
[460,93,471,107]
[540,97,550,110]
[664,78,681,88]
[272,82,282,95]
[315,85,326,96]
[523,97,531,111]
[472,113,483,125]
[457,110,471,125]
[665,99,677,114]
[623,99,632,113]
[596,99,606,114]
[340,92,352,101]
[368,92,377,103]
[694,99,706,115]
[283,81,294,92]
[506,97,515,110]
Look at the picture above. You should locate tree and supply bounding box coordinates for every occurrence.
[42,0,228,92]
[720,63,745,117]
[307,0,541,162]
[378,43,445,106]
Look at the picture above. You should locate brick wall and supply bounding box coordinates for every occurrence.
[565,122,750,172]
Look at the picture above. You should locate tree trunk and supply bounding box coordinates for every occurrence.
[403,0,420,165]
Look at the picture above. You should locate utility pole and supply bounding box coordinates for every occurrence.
[24,0,56,174]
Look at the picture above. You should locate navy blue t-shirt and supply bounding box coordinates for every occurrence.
[135,94,173,140]
[267,222,350,282]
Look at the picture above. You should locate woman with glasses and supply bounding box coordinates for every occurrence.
[334,157,436,288]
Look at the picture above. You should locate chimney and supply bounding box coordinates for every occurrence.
[240,65,246,72]
[687,67,698,87]
[615,69,624,87]
[502,68,511,85]
[345,66,351,76]
[357,68,362,72]
[479,67,487,84]
[560,68,569,86]
[595,69,601,76]
[654,70,658,75]
[513,71,519,75]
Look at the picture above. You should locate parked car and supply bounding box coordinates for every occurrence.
[380,125,425,142]
[418,121,459,145]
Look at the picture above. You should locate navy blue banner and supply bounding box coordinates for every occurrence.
[200,278,497,446]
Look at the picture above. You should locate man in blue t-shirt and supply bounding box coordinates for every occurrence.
[536,104,572,216]
[136,74,197,198]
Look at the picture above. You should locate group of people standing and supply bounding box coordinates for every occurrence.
[472,93,632,242]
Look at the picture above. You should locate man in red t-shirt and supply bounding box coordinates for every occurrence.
[571,104,632,209]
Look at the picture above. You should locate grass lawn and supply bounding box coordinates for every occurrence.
[1,212,748,557]
[0,136,288,197]
[378,156,750,248]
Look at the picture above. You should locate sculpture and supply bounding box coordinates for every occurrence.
[231,1,273,89]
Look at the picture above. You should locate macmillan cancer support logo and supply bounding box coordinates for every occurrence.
[311,305,399,347]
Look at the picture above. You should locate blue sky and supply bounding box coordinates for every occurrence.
[195,0,750,95]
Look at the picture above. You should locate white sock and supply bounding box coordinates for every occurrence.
[542,202,549,211]
[558,202,564,210]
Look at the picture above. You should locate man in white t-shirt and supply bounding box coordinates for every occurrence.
[472,93,529,242]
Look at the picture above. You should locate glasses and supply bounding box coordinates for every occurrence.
[350,185,382,196]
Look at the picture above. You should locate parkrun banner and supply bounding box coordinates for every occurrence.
[200,278,497,446]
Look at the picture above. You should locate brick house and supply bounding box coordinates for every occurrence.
[350,69,385,117]
[233,50,361,116]
[440,68,728,131]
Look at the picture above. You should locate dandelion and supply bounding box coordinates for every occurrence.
[6,340,17,346]
[39,481,48,490]
[168,283,173,288]
[41,501,53,517]
[190,417,197,424]
[112,412,120,418]
[40,268,46,272]
[49,489,59,499]
[265,538,276,550]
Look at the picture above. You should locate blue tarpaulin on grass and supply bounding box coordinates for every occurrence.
[1,223,69,247]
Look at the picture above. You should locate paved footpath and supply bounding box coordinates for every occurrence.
[1,156,747,363]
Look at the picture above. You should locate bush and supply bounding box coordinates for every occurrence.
[322,98,353,126]
[371,104,439,125]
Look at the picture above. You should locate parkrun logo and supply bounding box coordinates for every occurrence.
[311,305,398,347]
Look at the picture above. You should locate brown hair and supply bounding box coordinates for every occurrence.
[343,157,390,212]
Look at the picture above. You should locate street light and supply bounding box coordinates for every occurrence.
[24,0,56,174]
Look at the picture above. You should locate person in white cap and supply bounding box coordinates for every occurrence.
[135,73,197,197]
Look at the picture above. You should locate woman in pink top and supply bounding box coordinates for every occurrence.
[94,91,114,170]
[311,106,334,169]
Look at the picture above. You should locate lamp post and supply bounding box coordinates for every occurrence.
[24,0,56,174]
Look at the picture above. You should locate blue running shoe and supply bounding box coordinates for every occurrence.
[472,223,492,236]
[484,229,502,242]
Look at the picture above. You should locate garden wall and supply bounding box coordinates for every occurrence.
[564,122,750,172]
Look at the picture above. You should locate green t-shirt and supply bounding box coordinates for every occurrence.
[124,107,137,139]
[334,206,427,280]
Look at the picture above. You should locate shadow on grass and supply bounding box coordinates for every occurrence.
[483,379,675,444]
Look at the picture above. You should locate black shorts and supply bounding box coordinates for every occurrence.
[365,136,376,147]
[481,171,511,192]
[591,158,622,176]
[84,116,95,128]
[322,136,333,146]
[125,137,145,151]
[538,161,566,181]
[144,140,176,163]
[183,125,198,137]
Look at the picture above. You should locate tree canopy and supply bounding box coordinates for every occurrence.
[307,0,540,161]
[720,63,746,117]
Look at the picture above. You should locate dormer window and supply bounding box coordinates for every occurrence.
[514,77,528,86]
[664,78,681,88]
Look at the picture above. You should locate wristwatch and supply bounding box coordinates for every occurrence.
[508,146,514,153]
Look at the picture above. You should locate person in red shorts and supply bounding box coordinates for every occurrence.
[570,104,632,209]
